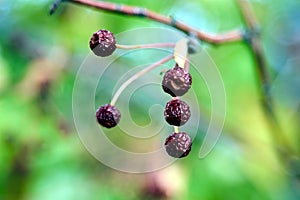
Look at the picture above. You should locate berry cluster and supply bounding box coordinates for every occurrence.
[162,64,192,158]
[92,29,193,158]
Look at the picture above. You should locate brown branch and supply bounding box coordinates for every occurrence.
[237,0,272,114]
[51,0,244,44]
[237,0,277,116]
[237,0,296,159]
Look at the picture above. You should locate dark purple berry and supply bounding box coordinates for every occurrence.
[162,64,192,97]
[164,99,191,126]
[165,132,192,158]
[90,29,116,57]
[96,104,121,128]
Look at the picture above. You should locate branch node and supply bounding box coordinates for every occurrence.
[49,0,62,15]
[115,4,122,12]
[134,7,147,17]
[242,28,252,44]
[187,32,201,54]
[170,16,178,27]
[242,25,261,44]
[252,25,261,37]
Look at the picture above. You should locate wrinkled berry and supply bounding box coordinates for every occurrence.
[164,99,191,126]
[90,29,116,57]
[165,132,192,158]
[162,64,192,97]
[96,104,121,128]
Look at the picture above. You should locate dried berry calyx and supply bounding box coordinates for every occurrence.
[162,64,192,97]
[165,132,192,158]
[96,104,121,128]
[164,99,191,126]
[90,29,116,57]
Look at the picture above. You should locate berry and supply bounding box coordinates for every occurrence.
[90,29,116,57]
[96,104,121,128]
[164,99,191,126]
[162,64,192,97]
[164,132,192,158]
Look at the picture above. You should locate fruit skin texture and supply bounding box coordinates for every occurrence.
[165,132,192,158]
[89,29,116,57]
[164,99,191,126]
[96,104,121,128]
[162,64,192,97]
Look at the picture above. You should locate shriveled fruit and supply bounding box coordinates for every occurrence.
[96,104,121,128]
[162,64,192,97]
[165,132,192,158]
[90,29,116,57]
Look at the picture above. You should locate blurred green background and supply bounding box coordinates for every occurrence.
[1,0,300,199]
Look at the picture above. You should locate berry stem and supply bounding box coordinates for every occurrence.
[110,55,173,106]
[184,56,190,72]
[174,126,179,133]
[116,43,175,50]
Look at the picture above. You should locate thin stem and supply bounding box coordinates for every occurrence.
[184,56,190,72]
[172,96,179,100]
[116,43,176,50]
[174,126,179,133]
[110,55,173,106]
[52,0,244,44]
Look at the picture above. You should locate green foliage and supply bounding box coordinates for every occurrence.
[0,0,300,199]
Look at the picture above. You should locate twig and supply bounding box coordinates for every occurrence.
[236,0,296,159]
[236,0,272,114]
[50,0,244,44]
